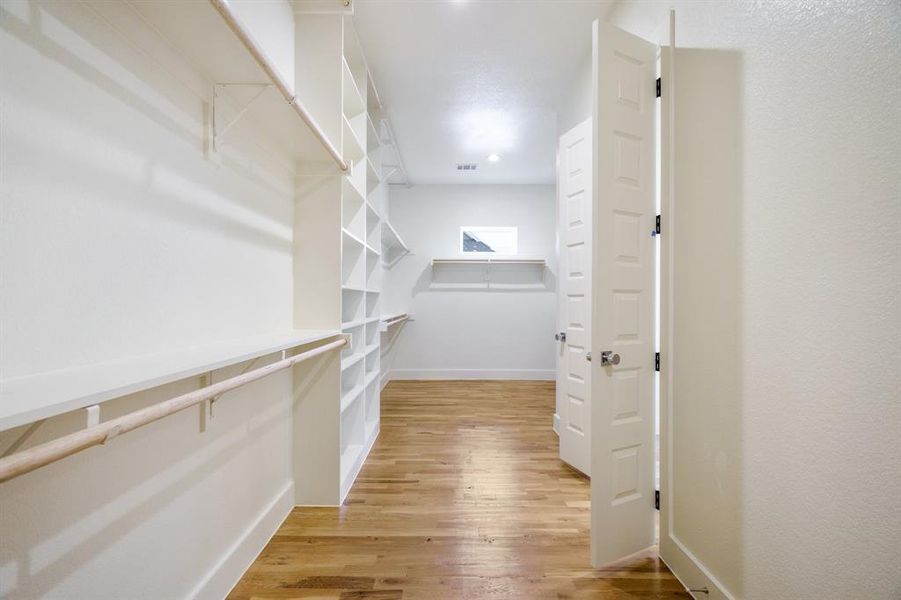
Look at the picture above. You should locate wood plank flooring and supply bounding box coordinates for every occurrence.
[229,380,687,599]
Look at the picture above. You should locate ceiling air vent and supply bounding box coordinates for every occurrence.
[456,163,478,171]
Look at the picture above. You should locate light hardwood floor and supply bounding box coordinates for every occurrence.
[229,380,687,599]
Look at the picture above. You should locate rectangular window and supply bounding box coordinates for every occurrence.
[460,226,518,255]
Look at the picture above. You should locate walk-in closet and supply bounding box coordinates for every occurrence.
[3,1,899,599]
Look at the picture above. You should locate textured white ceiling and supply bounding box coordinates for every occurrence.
[352,0,615,184]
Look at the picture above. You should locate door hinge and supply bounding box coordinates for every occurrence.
[656,77,661,98]
[655,352,660,372]
[655,489,660,510]
[656,214,661,235]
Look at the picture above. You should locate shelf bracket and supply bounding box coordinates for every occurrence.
[1,419,46,458]
[211,83,273,154]
[85,404,100,428]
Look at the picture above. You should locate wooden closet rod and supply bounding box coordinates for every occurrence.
[383,314,409,327]
[209,0,349,172]
[0,337,347,484]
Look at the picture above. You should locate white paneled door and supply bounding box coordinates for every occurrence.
[557,118,593,476]
[590,20,657,566]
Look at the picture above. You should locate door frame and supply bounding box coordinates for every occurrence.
[654,12,733,599]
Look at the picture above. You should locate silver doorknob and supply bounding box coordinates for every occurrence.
[600,351,621,366]
[555,331,567,342]
[586,352,591,362]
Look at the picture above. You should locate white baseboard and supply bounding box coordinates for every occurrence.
[189,480,294,600]
[660,533,735,600]
[390,369,555,381]
[553,412,560,435]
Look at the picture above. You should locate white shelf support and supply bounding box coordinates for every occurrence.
[211,83,273,153]
[85,405,100,428]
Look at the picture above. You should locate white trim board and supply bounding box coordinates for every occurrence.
[659,535,736,600]
[389,369,554,381]
[189,480,294,600]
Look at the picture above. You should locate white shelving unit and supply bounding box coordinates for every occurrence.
[337,19,384,501]
[287,11,388,505]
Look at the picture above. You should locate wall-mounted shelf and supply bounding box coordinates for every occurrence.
[0,330,342,432]
[429,258,548,290]
[129,1,341,168]
[381,221,410,268]
[431,257,546,266]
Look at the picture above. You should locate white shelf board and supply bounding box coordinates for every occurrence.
[342,228,366,248]
[341,352,364,371]
[366,113,381,148]
[364,343,379,356]
[342,319,364,330]
[431,257,546,266]
[342,115,365,165]
[129,1,334,165]
[340,385,365,412]
[366,156,381,188]
[364,418,378,438]
[0,329,341,432]
[365,316,381,325]
[365,371,380,387]
[381,220,409,253]
[365,200,380,222]
[342,285,365,293]
[340,442,363,479]
[341,57,365,119]
[342,174,365,206]
[365,243,380,256]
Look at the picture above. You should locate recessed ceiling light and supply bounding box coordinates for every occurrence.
[487,153,501,163]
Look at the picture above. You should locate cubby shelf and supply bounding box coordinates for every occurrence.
[366,157,381,186]
[341,384,364,412]
[342,228,366,247]
[365,201,380,221]
[342,114,366,165]
[341,353,364,371]
[340,443,363,480]
[342,57,366,119]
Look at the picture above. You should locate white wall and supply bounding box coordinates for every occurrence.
[382,185,557,381]
[557,49,592,135]
[1,1,299,597]
[231,0,296,92]
[607,1,901,598]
